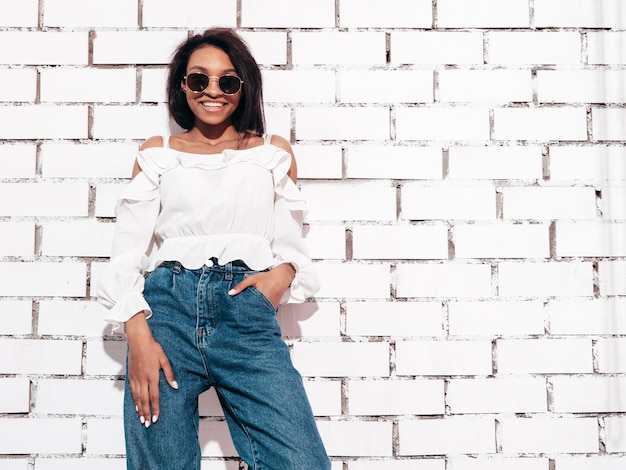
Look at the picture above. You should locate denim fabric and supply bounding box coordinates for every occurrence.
[124,259,330,470]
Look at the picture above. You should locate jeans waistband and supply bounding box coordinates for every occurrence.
[160,258,252,272]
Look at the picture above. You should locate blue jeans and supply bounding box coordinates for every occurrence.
[124,259,330,470]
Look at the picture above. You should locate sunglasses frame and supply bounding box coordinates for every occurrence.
[183,72,244,95]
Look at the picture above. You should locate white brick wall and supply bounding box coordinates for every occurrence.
[1,0,625,468]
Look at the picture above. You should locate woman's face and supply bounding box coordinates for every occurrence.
[181,45,242,129]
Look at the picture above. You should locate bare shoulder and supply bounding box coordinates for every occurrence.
[139,135,165,151]
[268,134,294,155]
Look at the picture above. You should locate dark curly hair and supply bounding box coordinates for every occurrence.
[167,28,265,135]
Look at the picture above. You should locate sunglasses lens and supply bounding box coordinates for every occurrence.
[186,73,208,92]
[219,75,242,94]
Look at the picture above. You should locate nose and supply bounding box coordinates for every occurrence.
[204,76,222,96]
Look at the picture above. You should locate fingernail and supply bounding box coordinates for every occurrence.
[135,405,138,413]
[152,415,158,424]
[172,380,179,390]
[140,416,145,424]
[228,289,236,295]
[145,420,150,429]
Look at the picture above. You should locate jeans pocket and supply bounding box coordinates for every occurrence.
[247,286,279,312]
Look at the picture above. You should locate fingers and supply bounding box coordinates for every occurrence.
[160,354,179,391]
[228,277,253,296]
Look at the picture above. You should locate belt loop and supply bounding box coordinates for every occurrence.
[225,261,233,280]
[173,262,181,275]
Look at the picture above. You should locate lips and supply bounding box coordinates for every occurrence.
[200,101,227,108]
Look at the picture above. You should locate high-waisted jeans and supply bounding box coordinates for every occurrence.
[124,259,330,470]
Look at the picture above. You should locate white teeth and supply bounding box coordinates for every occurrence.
[200,102,225,108]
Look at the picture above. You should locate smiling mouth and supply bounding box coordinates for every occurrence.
[200,102,227,108]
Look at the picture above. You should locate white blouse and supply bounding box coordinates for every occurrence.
[96,135,319,333]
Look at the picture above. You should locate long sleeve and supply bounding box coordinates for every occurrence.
[95,170,161,334]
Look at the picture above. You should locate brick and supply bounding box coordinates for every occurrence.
[42,221,114,257]
[605,417,626,452]
[0,222,35,256]
[548,299,626,335]
[596,338,626,373]
[85,340,126,377]
[45,0,135,27]
[86,418,125,455]
[92,105,171,139]
[0,262,86,297]
[241,0,334,27]
[498,262,594,298]
[448,146,543,180]
[454,223,550,259]
[538,70,626,104]
[0,418,82,454]
[592,108,626,141]
[499,417,598,454]
[346,145,442,180]
[200,421,239,456]
[398,417,496,455]
[396,107,490,141]
[0,69,37,102]
[263,70,335,103]
[295,106,390,140]
[549,145,626,182]
[316,420,393,457]
[0,339,82,375]
[500,186,597,220]
[0,301,32,336]
[439,69,532,103]
[198,388,224,418]
[277,302,341,338]
[0,459,30,470]
[141,68,168,103]
[353,224,449,260]
[36,379,122,415]
[92,31,187,65]
[555,456,626,470]
[302,380,342,416]
[448,458,549,470]
[0,144,36,178]
[402,183,496,220]
[0,105,88,139]
[0,378,30,413]
[556,222,626,257]
[36,458,126,470]
[265,106,290,138]
[0,0,38,26]
[487,32,581,65]
[302,225,345,260]
[291,341,390,377]
[438,0,529,28]
[396,263,493,299]
[448,300,545,336]
[346,301,444,337]
[598,261,626,296]
[293,145,343,179]
[301,182,396,221]
[350,461,444,470]
[94,183,127,217]
[38,301,110,337]
[448,378,547,413]
[0,32,88,65]
[602,186,626,220]
[143,0,237,27]
[396,340,493,376]
[19,170,90,206]
[348,379,444,415]
[292,32,386,65]
[239,32,287,65]
[535,0,626,28]
[339,70,434,104]
[494,107,587,141]
[41,142,137,178]
[40,67,136,103]
[587,32,626,65]
[552,377,626,413]
[340,0,432,27]
[496,338,593,374]
[391,32,484,65]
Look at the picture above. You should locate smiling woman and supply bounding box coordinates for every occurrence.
[95,28,329,470]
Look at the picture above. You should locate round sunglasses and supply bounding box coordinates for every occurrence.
[183,72,243,95]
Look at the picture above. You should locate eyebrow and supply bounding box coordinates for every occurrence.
[188,65,238,75]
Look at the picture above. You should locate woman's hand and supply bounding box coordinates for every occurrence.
[125,312,178,428]
[228,263,295,308]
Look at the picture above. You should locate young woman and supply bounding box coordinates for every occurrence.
[96,28,330,470]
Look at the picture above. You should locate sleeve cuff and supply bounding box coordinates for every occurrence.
[105,292,152,335]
